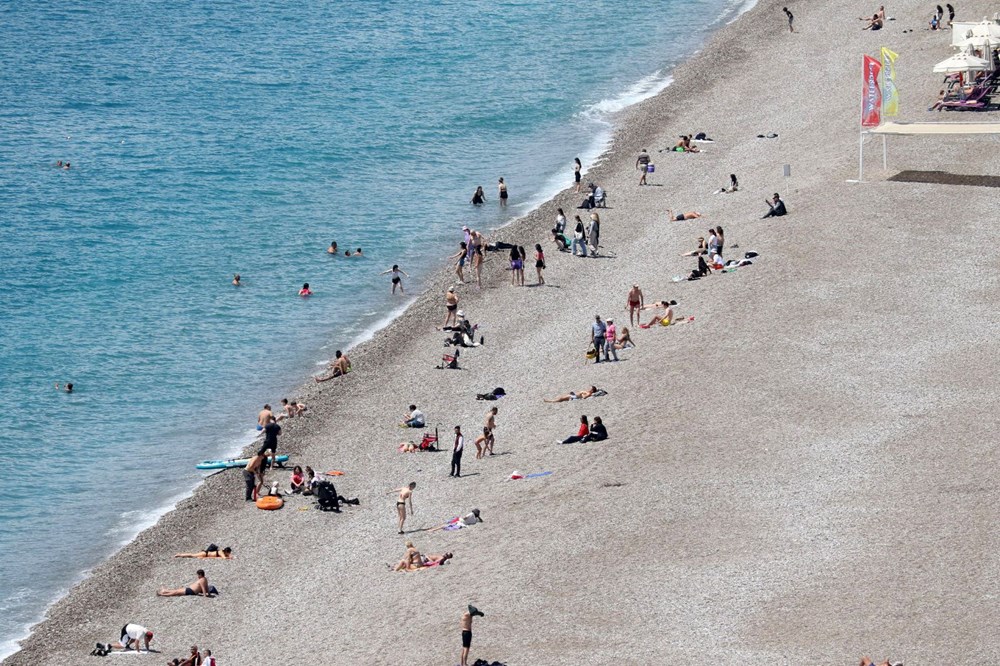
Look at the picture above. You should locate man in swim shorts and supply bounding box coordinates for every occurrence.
[257,404,272,431]
[243,450,267,501]
[316,350,351,382]
[157,569,211,597]
[626,284,644,326]
[460,605,485,666]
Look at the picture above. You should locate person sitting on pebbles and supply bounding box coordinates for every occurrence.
[156,569,216,597]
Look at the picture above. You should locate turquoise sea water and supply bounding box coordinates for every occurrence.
[0,0,752,656]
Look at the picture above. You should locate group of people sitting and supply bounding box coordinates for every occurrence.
[557,415,608,444]
[275,397,307,421]
[443,312,482,347]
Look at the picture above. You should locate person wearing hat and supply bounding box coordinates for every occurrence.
[590,315,607,363]
[604,318,618,362]
[460,605,485,666]
[443,287,459,328]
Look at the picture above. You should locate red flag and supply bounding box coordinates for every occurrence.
[861,55,882,128]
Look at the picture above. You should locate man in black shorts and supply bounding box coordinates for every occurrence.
[460,605,485,666]
[259,416,280,468]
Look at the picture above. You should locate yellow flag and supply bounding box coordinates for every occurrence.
[881,47,899,116]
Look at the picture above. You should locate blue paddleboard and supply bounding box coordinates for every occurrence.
[196,455,289,470]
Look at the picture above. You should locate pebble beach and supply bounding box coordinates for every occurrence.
[7,0,1000,663]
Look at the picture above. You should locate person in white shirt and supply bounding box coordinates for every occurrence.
[112,623,153,652]
[402,405,425,428]
[450,426,464,478]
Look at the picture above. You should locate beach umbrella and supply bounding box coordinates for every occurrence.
[958,35,997,70]
[951,20,1000,47]
[933,50,990,74]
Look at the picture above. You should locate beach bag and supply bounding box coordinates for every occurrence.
[315,480,341,511]
[646,164,655,173]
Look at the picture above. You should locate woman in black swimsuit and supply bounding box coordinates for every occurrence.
[534,243,545,285]
[574,158,582,193]
[380,264,409,295]
[471,186,486,205]
[498,177,508,207]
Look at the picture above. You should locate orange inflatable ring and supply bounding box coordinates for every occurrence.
[256,496,284,510]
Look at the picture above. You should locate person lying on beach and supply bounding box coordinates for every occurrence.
[639,301,677,328]
[427,508,483,532]
[157,569,214,597]
[174,546,232,559]
[761,193,787,218]
[392,542,455,571]
[544,386,600,403]
[615,327,635,349]
[713,173,739,194]
[315,350,351,382]
[667,209,702,221]
[859,657,901,666]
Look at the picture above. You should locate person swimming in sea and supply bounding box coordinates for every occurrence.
[327,241,338,255]
[354,248,363,257]
[299,283,312,297]
[232,274,241,286]
[55,382,73,393]
[471,186,486,205]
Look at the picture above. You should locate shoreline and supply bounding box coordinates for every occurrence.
[0,3,761,659]
[9,0,1000,663]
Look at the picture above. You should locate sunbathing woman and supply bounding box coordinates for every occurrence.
[681,237,708,257]
[174,546,232,559]
[392,541,423,571]
[667,209,703,221]
[615,327,635,350]
[544,386,599,403]
[639,301,676,328]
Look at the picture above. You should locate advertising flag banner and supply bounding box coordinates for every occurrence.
[861,54,883,128]
[881,47,899,116]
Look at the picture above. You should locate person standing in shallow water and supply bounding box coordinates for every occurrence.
[471,186,486,205]
[573,157,582,192]
[380,264,409,294]
[497,177,508,207]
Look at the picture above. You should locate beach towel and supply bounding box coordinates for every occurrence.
[509,470,553,480]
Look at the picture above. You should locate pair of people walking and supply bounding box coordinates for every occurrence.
[590,315,618,363]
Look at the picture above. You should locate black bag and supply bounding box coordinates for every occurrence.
[315,480,341,512]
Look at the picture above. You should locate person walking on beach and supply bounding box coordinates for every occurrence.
[444,287,459,328]
[626,284,644,327]
[636,149,651,185]
[484,406,497,446]
[588,212,601,256]
[509,246,523,286]
[388,482,416,534]
[258,416,280,468]
[473,427,490,460]
[591,315,607,363]
[783,7,794,32]
[572,217,588,257]
[574,157,583,192]
[380,264,409,295]
[451,242,468,283]
[459,605,485,666]
[450,425,465,477]
[473,245,485,289]
[534,243,545,285]
[497,177,508,207]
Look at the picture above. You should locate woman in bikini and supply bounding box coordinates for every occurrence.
[443,288,459,328]
[573,157,582,193]
[544,386,598,403]
[380,265,409,295]
[497,177,508,207]
[626,284,644,326]
[639,300,676,328]
[615,327,635,350]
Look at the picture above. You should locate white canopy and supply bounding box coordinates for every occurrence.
[870,121,1000,135]
[951,20,1000,46]
[933,51,990,73]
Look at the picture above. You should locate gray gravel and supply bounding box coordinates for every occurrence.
[8,0,1000,664]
